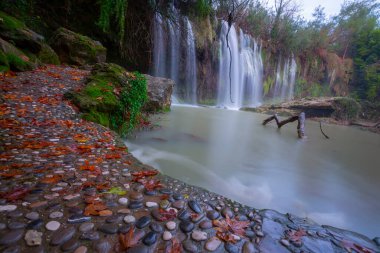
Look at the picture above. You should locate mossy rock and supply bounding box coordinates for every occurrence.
[49,27,106,67]
[0,11,25,30]
[332,97,361,121]
[88,63,128,86]
[0,37,34,71]
[38,44,60,65]
[0,49,9,72]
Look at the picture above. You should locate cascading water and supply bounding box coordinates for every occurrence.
[217,21,264,109]
[273,55,297,101]
[152,12,198,104]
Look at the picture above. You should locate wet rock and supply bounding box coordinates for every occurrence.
[50,227,76,245]
[2,245,21,253]
[29,201,48,209]
[98,224,118,234]
[143,231,157,246]
[25,245,45,253]
[8,221,26,230]
[225,243,239,253]
[178,209,191,221]
[68,214,91,224]
[45,221,61,231]
[160,188,173,195]
[191,213,204,222]
[262,218,285,240]
[258,235,289,253]
[26,219,43,229]
[150,222,163,233]
[0,205,17,212]
[173,193,183,200]
[199,220,213,229]
[180,220,195,233]
[172,200,185,209]
[80,231,100,241]
[74,246,88,253]
[99,210,113,216]
[205,237,222,251]
[374,237,380,246]
[166,221,176,230]
[242,241,258,253]
[106,215,122,223]
[0,229,24,245]
[8,210,23,218]
[206,210,220,220]
[191,230,208,241]
[159,200,170,209]
[94,239,112,253]
[136,216,151,229]
[68,207,83,215]
[0,223,6,230]
[188,200,202,213]
[128,201,143,209]
[124,215,136,223]
[79,222,95,232]
[222,207,233,218]
[183,239,200,253]
[61,237,80,251]
[118,224,131,234]
[49,211,63,219]
[25,212,40,220]
[163,231,172,241]
[118,198,128,205]
[145,201,158,208]
[129,192,143,201]
[280,239,290,247]
[303,237,335,253]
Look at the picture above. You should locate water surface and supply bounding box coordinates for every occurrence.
[126,105,380,237]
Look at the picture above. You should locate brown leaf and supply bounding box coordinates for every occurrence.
[341,240,375,253]
[169,237,182,253]
[286,228,307,244]
[119,226,139,250]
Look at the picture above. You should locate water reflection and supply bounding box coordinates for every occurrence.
[126,106,380,237]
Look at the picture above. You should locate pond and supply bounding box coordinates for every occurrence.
[126,105,380,238]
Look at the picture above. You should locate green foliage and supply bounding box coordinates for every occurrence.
[0,50,9,72]
[294,78,330,98]
[194,0,213,18]
[333,97,361,120]
[0,11,25,30]
[98,0,127,42]
[263,76,274,96]
[6,53,32,71]
[82,110,110,127]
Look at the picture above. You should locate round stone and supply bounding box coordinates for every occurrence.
[98,224,118,234]
[136,216,151,229]
[159,200,170,209]
[124,215,136,223]
[50,227,76,245]
[79,222,94,232]
[61,237,79,251]
[49,211,63,219]
[150,222,163,233]
[172,200,185,210]
[206,210,220,220]
[199,220,213,229]
[0,205,17,212]
[8,210,23,218]
[80,231,100,241]
[45,221,60,231]
[74,246,88,253]
[179,220,195,233]
[162,231,172,241]
[118,198,128,205]
[0,229,24,245]
[143,231,157,246]
[8,221,26,230]
[129,192,143,201]
[25,212,39,220]
[68,214,91,224]
[145,202,158,208]
[24,230,43,246]
[205,237,222,251]
[191,230,208,241]
[166,221,176,231]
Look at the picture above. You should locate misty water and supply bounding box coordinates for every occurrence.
[126,105,380,238]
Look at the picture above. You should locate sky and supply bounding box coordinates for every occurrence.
[267,0,346,20]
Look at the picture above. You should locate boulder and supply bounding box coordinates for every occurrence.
[0,37,34,71]
[143,74,174,112]
[49,27,106,67]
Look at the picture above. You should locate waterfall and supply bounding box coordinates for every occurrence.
[217,21,263,109]
[152,12,198,104]
[273,55,297,101]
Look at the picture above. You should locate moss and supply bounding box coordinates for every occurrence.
[84,79,119,110]
[0,50,9,72]
[333,97,361,120]
[82,110,110,127]
[0,11,25,30]
[6,53,33,71]
[38,44,60,65]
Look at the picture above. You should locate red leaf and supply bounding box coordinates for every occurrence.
[119,226,140,250]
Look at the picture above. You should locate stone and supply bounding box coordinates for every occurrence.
[242,241,257,253]
[124,215,136,223]
[68,214,91,224]
[128,201,143,209]
[183,239,200,253]
[207,210,220,220]
[129,192,143,201]
[188,200,202,214]
[136,216,151,229]
[225,243,239,253]
[68,207,83,214]
[0,229,24,245]
[61,237,80,251]
[79,222,94,232]
[26,219,43,229]
[74,246,88,253]
[98,224,118,234]
[24,230,42,246]
[143,231,157,246]
[173,193,183,200]
[150,222,163,233]
[50,227,76,245]
[199,220,213,229]
[205,237,222,251]
[374,237,380,246]
[159,200,170,209]
[106,215,123,223]
[163,231,173,241]
[94,239,112,253]
[63,194,80,201]
[49,28,106,66]
[80,231,100,241]
[45,221,60,231]
[172,200,185,210]
[191,230,208,241]
[99,210,113,216]
[8,221,26,230]
[0,205,17,212]
[143,74,174,112]
[145,201,158,208]
[0,223,6,230]
[49,211,64,219]
[2,245,21,253]
[180,220,195,233]
[25,212,39,220]
[7,210,23,218]
[222,207,233,218]
[165,221,176,231]
[118,198,128,205]
[29,201,48,209]
[178,209,191,221]
[118,225,131,234]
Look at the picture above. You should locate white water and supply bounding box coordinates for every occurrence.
[152,13,198,104]
[273,55,297,101]
[217,21,264,109]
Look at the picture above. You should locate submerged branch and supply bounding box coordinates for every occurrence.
[263,112,306,138]
[319,121,330,139]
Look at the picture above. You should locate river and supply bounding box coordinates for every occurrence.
[126,105,380,238]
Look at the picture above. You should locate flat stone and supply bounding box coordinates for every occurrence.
[25,212,39,220]
[172,200,185,209]
[180,220,195,233]
[128,201,143,209]
[7,210,23,218]
[68,207,83,214]
[8,221,26,230]
[199,220,213,229]
[68,214,91,224]
[74,246,88,253]
[159,200,170,209]
[207,210,220,220]
[118,224,131,234]
[98,224,118,234]
[106,215,123,223]
[173,193,183,200]
[143,231,157,246]
[25,230,42,246]
[29,201,48,209]
[49,211,64,219]
[94,239,112,253]
[50,227,76,245]
[0,205,17,212]
[145,202,158,208]
[178,209,191,221]
[129,192,143,201]
[45,221,60,231]
[183,239,200,253]
[192,230,208,241]
[242,241,257,253]
[163,231,172,241]
[166,221,176,230]
[2,245,21,253]
[79,222,94,232]
[124,215,136,223]
[150,222,163,233]
[26,219,43,229]
[80,231,100,241]
[117,208,130,214]
[188,200,202,213]
[118,198,128,205]
[0,229,24,245]
[225,243,239,253]
[61,237,79,251]
[136,216,151,229]
[205,237,222,251]
[63,194,80,201]
[99,210,113,216]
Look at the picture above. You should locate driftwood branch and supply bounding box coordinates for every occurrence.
[350,121,380,128]
[319,121,330,139]
[263,112,305,138]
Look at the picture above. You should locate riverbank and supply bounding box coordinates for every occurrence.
[0,66,379,253]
